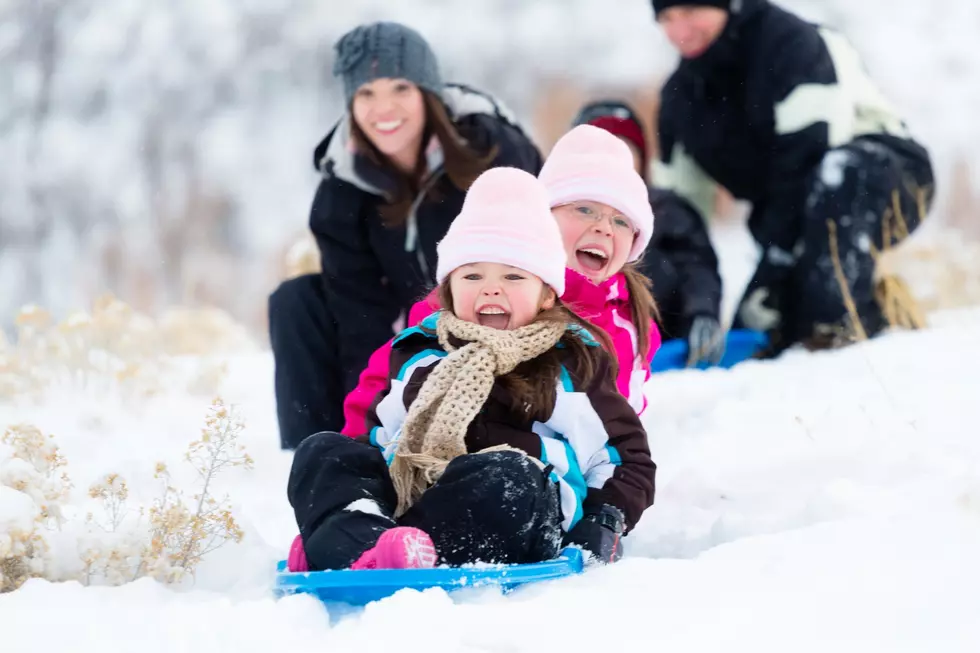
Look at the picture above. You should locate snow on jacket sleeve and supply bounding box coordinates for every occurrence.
[541,354,656,533]
[649,188,722,323]
[309,178,403,398]
[341,292,442,437]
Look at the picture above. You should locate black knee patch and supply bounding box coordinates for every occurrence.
[269,274,322,316]
[403,451,561,565]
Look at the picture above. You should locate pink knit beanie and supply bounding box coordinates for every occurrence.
[436,167,566,295]
[538,125,654,262]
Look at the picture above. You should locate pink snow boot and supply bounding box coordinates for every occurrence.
[350,527,438,570]
[287,534,309,572]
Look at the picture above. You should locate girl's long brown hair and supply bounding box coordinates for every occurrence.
[350,90,498,226]
[435,284,617,422]
[621,262,661,361]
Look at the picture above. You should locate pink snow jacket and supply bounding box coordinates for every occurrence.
[341,291,441,436]
[340,268,661,436]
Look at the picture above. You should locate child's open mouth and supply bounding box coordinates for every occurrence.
[477,306,510,330]
[576,247,609,273]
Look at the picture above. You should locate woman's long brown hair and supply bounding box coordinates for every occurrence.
[349,90,498,226]
[435,284,617,422]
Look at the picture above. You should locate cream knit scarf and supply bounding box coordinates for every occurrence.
[389,310,565,517]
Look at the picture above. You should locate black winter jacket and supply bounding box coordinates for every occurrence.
[644,187,722,330]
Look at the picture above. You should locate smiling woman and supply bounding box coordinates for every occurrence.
[267,22,544,450]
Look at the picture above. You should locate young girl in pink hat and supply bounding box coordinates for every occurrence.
[341,125,662,436]
[287,167,655,571]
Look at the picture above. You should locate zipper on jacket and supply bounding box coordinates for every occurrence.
[404,167,445,281]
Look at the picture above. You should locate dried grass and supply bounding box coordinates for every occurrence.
[2,397,252,593]
[826,186,939,348]
[1,295,255,402]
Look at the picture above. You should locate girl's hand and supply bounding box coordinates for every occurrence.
[563,504,625,564]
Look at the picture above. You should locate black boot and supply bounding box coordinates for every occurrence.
[287,431,397,570]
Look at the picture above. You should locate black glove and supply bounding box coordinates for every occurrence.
[562,504,625,564]
[687,315,725,366]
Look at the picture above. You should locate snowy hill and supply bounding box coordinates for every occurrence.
[2,1,979,648]
[2,302,979,650]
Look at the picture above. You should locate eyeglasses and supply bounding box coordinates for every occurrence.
[557,201,637,236]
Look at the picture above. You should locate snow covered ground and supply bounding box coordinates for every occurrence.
[3,225,980,650]
[2,1,979,647]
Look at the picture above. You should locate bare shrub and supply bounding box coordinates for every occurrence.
[1,296,256,402]
[2,397,253,592]
[0,424,71,592]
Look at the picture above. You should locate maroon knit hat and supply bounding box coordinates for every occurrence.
[571,101,648,170]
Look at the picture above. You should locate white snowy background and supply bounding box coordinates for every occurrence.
[1,0,979,329]
[2,1,980,651]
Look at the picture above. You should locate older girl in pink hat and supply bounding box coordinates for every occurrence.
[287,167,655,571]
[538,124,661,416]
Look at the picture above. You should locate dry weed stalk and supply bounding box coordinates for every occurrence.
[139,397,252,583]
[1,294,254,402]
[80,472,142,586]
[88,473,129,532]
[871,190,929,330]
[0,530,47,593]
[1,425,72,527]
[282,232,321,280]
[4,398,253,591]
[826,219,869,342]
[1,425,71,592]
[0,296,161,399]
[904,238,980,311]
[826,186,931,347]
[157,307,256,357]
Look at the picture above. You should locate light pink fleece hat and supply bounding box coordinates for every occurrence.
[538,124,654,262]
[436,167,566,296]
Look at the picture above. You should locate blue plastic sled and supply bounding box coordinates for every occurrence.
[651,328,769,374]
[274,547,585,606]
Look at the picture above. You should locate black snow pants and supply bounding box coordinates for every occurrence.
[734,136,935,352]
[287,432,563,571]
[269,274,347,450]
